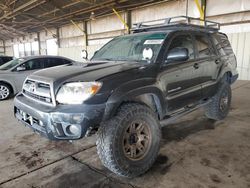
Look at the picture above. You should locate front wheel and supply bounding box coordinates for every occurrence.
[96,103,161,177]
[205,82,232,120]
[0,83,11,101]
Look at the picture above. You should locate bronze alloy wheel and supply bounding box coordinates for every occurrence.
[122,120,152,161]
[97,103,161,177]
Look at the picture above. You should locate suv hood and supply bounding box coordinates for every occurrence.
[29,61,144,83]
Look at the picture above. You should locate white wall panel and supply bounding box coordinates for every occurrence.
[131,1,186,24]
[206,0,250,16]
[5,46,14,56]
[58,46,84,62]
[60,36,85,48]
[221,23,250,34]
[87,13,126,34]
[60,23,85,38]
[227,32,250,80]
[4,39,14,56]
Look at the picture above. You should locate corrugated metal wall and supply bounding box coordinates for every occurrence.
[227,32,250,80]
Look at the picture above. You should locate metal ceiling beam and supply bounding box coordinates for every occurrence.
[18,0,117,31]
[0,0,46,20]
[7,0,84,27]
[18,0,137,32]
[19,0,161,33]
[0,0,166,40]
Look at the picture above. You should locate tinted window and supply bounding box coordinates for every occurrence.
[195,35,215,58]
[1,57,13,63]
[63,59,72,64]
[213,33,233,56]
[168,35,194,60]
[45,58,67,68]
[21,59,44,70]
[211,34,226,56]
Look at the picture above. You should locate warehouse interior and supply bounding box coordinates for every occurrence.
[0,0,250,79]
[0,0,250,188]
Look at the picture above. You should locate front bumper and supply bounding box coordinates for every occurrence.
[14,94,106,140]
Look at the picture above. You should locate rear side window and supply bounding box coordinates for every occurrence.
[195,35,215,58]
[21,59,44,70]
[2,57,13,63]
[213,33,233,56]
[45,58,67,68]
[211,34,226,56]
[62,59,72,64]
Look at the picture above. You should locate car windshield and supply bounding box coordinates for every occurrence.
[0,58,25,70]
[92,33,167,62]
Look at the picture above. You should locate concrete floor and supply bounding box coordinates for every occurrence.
[0,81,250,188]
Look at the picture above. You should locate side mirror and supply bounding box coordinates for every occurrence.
[16,66,26,71]
[81,49,88,60]
[166,47,189,63]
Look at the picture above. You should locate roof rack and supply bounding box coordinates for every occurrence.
[132,16,220,33]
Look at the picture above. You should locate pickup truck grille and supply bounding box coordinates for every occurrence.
[23,79,52,104]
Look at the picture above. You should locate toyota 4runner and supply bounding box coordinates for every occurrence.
[14,16,238,177]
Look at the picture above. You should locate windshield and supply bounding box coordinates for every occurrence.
[0,58,25,70]
[92,33,167,62]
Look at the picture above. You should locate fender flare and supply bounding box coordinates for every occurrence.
[103,84,166,121]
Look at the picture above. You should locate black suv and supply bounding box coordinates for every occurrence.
[14,16,238,177]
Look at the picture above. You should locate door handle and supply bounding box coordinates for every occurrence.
[193,63,199,69]
[215,59,220,64]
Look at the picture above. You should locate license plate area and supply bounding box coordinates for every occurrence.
[15,108,46,133]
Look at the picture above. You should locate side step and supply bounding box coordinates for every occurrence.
[160,100,211,127]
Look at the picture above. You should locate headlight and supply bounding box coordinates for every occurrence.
[56,82,102,104]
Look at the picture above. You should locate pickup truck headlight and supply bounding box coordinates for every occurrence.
[56,82,102,104]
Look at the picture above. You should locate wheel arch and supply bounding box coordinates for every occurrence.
[103,86,166,121]
[221,71,233,84]
[0,80,15,94]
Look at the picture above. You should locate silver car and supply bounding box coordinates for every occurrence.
[0,55,74,100]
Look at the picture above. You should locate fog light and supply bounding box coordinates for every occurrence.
[68,125,81,136]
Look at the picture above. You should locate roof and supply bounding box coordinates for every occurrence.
[17,55,74,61]
[0,0,167,40]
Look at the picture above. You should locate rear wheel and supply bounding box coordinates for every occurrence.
[0,83,11,100]
[205,82,231,120]
[96,103,161,177]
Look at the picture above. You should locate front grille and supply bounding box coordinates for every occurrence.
[23,90,52,103]
[23,79,52,104]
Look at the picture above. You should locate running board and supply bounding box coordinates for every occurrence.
[160,100,211,127]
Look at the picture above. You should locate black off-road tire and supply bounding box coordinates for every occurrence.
[205,82,232,120]
[96,103,161,177]
[0,83,12,101]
